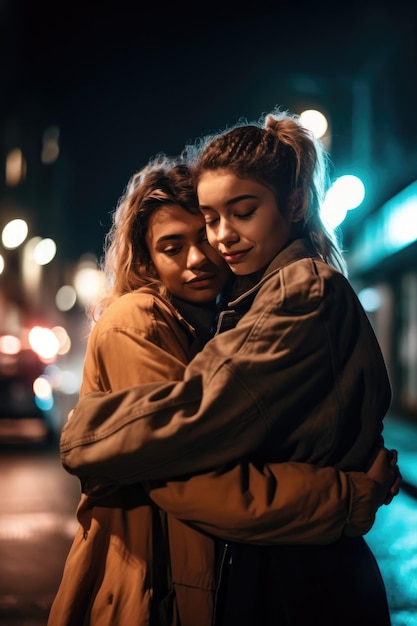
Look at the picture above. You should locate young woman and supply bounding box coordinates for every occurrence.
[58,114,401,626]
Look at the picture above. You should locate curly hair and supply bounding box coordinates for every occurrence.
[89,154,201,321]
[184,107,348,276]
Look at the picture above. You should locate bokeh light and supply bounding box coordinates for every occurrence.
[2,219,28,249]
[300,109,329,139]
[33,238,57,265]
[0,335,21,355]
[52,326,71,355]
[322,175,366,228]
[55,285,77,311]
[73,263,105,307]
[28,326,60,361]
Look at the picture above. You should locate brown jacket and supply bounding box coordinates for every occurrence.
[53,246,390,625]
[61,240,391,478]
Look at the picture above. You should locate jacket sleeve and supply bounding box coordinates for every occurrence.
[61,261,390,482]
[79,295,190,395]
[59,274,302,480]
[145,462,382,544]
[75,296,384,545]
[70,292,381,545]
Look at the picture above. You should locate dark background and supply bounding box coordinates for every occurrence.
[1,0,416,261]
[0,8,416,625]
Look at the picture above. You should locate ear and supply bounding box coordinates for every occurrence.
[288,188,305,223]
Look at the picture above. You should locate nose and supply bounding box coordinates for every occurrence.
[187,244,209,269]
[216,218,239,246]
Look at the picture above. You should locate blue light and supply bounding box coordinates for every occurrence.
[35,395,54,412]
[348,179,417,272]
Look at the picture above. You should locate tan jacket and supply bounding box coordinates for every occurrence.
[61,239,391,478]
[53,249,390,626]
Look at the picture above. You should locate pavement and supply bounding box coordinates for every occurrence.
[0,411,414,626]
[365,412,417,626]
[382,412,417,498]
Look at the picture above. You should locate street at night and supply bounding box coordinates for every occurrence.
[0,411,416,626]
[1,2,417,625]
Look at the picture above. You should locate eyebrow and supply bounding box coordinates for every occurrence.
[155,234,184,244]
[199,193,258,210]
[156,225,206,244]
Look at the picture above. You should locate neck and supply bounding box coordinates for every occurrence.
[172,297,218,346]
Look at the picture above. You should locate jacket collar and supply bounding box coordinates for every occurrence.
[227,238,321,307]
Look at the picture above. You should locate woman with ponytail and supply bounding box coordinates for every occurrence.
[60,109,400,625]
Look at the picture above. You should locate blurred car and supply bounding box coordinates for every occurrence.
[0,347,55,445]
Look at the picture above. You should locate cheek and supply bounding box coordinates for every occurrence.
[263,211,287,238]
[206,229,218,248]
[159,256,185,284]
[151,256,172,282]
[157,267,178,291]
[259,215,292,256]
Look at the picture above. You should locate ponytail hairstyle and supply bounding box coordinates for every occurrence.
[185,107,348,277]
[89,154,200,321]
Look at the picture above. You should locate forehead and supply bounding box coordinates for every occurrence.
[197,170,268,206]
[147,204,204,240]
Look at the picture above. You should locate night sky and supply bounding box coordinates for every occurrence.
[3,0,416,261]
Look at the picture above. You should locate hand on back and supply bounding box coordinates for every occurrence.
[367,447,402,507]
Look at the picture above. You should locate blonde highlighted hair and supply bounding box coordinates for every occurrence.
[89,154,200,321]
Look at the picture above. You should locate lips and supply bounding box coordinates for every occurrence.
[222,249,250,263]
[186,275,217,288]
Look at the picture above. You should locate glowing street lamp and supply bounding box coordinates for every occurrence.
[322,174,366,229]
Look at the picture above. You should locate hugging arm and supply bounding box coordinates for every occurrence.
[145,453,397,545]
[73,330,397,546]
[67,288,399,548]
[61,267,391,484]
[60,296,318,482]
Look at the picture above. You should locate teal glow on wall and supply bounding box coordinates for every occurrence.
[347,180,417,273]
